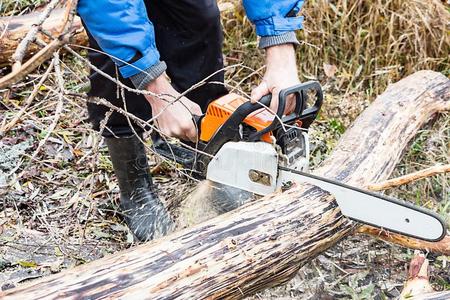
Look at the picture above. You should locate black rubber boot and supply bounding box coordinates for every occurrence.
[105,134,173,242]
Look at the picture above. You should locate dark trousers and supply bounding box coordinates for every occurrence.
[85,0,227,137]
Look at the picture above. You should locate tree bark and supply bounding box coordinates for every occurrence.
[0,8,87,66]
[1,71,448,299]
[357,225,450,255]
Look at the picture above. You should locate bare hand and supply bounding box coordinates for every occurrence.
[250,44,300,115]
[145,74,202,142]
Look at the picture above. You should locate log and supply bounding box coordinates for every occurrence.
[1,71,448,299]
[0,8,87,65]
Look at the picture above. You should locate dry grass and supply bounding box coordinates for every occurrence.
[222,0,450,96]
[301,0,450,94]
[0,0,45,15]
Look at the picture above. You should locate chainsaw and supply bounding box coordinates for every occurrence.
[156,82,446,242]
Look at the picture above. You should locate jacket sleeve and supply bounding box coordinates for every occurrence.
[242,0,305,37]
[77,0,164,81]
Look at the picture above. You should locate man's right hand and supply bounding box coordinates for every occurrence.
[145,74,202,142]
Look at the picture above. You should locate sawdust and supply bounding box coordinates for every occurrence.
[176,180,256,229]
[176,180,220,229]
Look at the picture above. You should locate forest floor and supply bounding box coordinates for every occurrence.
[0,1,449,299]
[1,64,448,298]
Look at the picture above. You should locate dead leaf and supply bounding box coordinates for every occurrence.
[49,260,64,273]
[49,189,71,200]
[17,260,38,268]
[323,63,338,78]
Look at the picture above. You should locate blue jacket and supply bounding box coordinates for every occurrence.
[77,0,304,79]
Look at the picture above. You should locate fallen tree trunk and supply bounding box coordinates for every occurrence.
[1,71,449,299]
[0,8,87,65]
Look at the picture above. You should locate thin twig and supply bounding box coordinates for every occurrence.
[11,0,61,71]
[0,0,79,89]
[0,59,55,135]
[367,164,450,191]
[9,52,65,186]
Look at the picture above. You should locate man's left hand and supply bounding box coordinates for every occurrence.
[250,43,300,115]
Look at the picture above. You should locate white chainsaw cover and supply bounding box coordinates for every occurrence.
[206,142,279,195]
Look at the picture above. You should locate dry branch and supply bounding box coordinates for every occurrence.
[11,0,61,71]
[0,39,63,89]
[356,226,450,255]
[1,70,448,299]
[0,0,80,89]
[368,164,450,191]
[0,8,86,66]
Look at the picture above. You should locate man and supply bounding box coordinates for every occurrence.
[77,0,305,241]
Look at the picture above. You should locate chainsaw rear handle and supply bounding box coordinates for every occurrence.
[278,81,323,128]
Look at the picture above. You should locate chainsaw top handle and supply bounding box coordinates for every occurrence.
[199,81,323,159]
[248,81,323,141]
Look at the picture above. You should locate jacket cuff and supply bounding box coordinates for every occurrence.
[129,61,167,90]
[255,16,304,36]
[259,32,300,49]
[118,47,161,78]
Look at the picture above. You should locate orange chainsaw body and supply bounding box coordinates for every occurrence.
[199,93,284,143]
